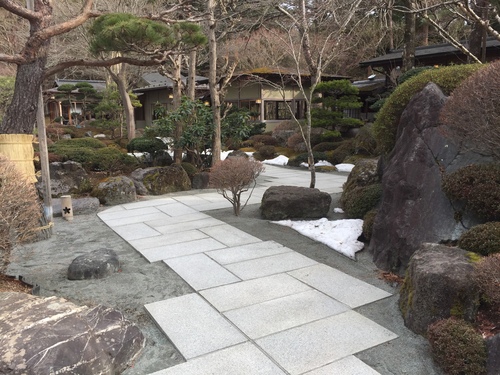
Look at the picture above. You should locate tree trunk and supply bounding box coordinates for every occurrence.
[116,78,135,141]
[0,57,46,134]
[187,50,197,100]
[402,0,416,72]
[172,55,183,164]
[207,0,222,166]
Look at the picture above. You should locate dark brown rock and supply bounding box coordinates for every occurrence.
[67,249,120,280]
[93,176,137,206]
[130,165,191,195]
[0,292,145,375]
[369,83,492,274]
[399,243,480,335]
[260,185,331,220]
[192,172,210,189]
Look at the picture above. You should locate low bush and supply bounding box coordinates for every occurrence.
[50,137,106,150]
[320,130,342,142]
[181,162,198,181]
[341,183,382,219]
[458,222,500,256]
[287,152,328,167]
[89,147,139,173]
[272,120,299,146]
[352,124,377,155]
[287,133,307,153]
[427,318,487,375]
[258,145,276,159]
[250,134,278,146]
[373,64,482,154]
[362,209,378,241]
[127,137,166,156]
[442,163,500,221]
[474,253,500,305]
[312,142,342,152]
[326,140,355,165]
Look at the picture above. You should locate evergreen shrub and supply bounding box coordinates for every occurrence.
[341,183,382,219]
[459,222,500,256]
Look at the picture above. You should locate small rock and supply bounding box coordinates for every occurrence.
[68,249,120,280]
[192,172,210,189]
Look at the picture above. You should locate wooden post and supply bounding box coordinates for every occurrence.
[37,89,53,227]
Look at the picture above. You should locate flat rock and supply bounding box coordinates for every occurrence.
[130,166,191,195]
[67,249,120,280]
[0,292,144,375]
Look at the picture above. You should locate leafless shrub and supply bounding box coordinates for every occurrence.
[209,156,265,216]
[439,61,500,160]
[474,253,500,305]
[0,155,43,274]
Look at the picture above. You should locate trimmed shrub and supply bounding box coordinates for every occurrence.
[250,134,278,146]
[373,64,482,154]
[362,209,377,241]
[320,130,342,142]
[181,162,198,181]
[89,147,139,173]
[352,124,377,155]
[312,142,343,152]
[427,318,487,375]
[397,66,434,85]
[50,137,106,150]
[127,137,166,156]
[287,152,328,167]
[442,164,500,221]
[474,253,500,305]
[258,145,276,159]
[341,183,382,219]
[326,140,355,165]
[458,222,500,256]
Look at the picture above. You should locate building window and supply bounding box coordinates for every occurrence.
[264,100,306,120]
[225,100,261,120]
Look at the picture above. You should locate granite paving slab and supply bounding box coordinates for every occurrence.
[121,197,176,210]
[224,290,349,339]
[225,252,318,280]
[200,273,312,312]
[164,253,240,290]
[110,222,161,241]
[206,240,292,265]
[129,230,208,251]
[139,237,226,262]
[104,212,170,227]
[154,217,223,234]
[199,224,262,247]
[288,264,392,308]
[148,342,286,375]
[156,202,199,216]
[256,310,398,375]
[97,206,159,221]
[144,212,211,228]
[145,294,247,360]
[302,355,381,375]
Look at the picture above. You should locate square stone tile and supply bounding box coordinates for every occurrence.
[145,294,246,360]
[288,264,391,308]
[98,206,159,221]
[139,238,226,262]
[110,223,161,241]
[145,212,209,228]
[104,212,171,228]
[154,217,223,234]
[302,356,381,375]
[200,224,261,247]
[164,253,240,291]
[225,252,317,280]
[200,273,311,312]
[156,202,199,217]
[206,241,292,265]
[170,195,212,207]
[149,342,286,375]
[224,290,349,339]
[121,197,176,210]
[129,230,208,251]
[256,310,397,375]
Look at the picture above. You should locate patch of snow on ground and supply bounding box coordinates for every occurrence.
[263,155,289,166]
[272,218,364,259]
[335,163,355,172]
[300,160,334,168]
[334,207,344,214]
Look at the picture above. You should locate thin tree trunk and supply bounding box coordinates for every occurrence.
[187,50,197,100]
[402,0,416,72]
[107,66,136,141]
[172,55,183,164]
[207,0,221,166]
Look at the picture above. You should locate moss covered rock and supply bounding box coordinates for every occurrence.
[130,165,191,195]
[93,176,137,206]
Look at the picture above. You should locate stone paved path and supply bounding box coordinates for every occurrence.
[98,165,397,375]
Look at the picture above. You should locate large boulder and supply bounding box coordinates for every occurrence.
[68,249,120,280]
[399,243,480,335]
[486,334,500,375]
[0,292,145,375]
[130,165,191,195]
[369,83,492,274]
[261,185,331,220]
[192,172,210,190]
[93,176,137,206]
[37,161,91,198]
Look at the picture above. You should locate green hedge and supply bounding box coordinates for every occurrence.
[373,64,483,154]
[458,222,500,256]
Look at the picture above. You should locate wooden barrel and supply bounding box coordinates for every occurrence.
[0,134,37,183]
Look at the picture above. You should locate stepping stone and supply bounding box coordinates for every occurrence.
[224,290,349,339]
[200,273,311,312]
[225,252,317,280]
[164,253,240,290]
[288,264,391,308]
[200,224,261,247]
[148,342,286,375]
[303,355,381,375]
[145,294,246,360]
[256,310,397,375]
[206,241,291,265]
[139,238,226,262]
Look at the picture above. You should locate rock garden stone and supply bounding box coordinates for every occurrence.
[192,172,210,189]
[486,333,500,375]
[399,243,480,335]
[93,176,137,206]
[68,249,120,280]
[52,196,100,216]
[260,185,331,220]
[368,83,492,274]
[0,292,145,375]
[130,165,191,195]
[37,161,91,198]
